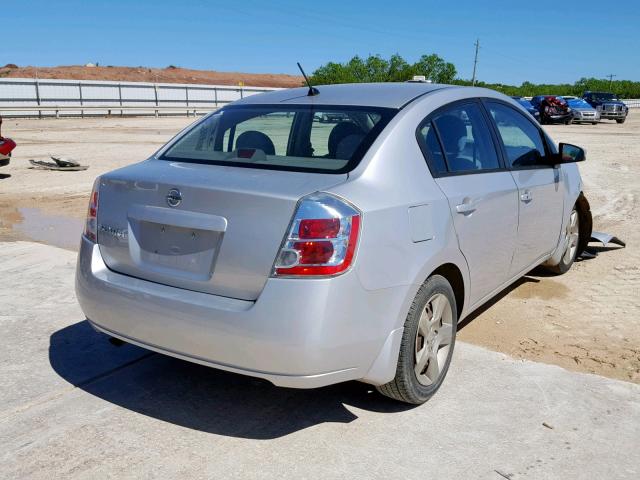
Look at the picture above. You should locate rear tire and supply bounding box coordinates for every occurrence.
[376,275,457,404]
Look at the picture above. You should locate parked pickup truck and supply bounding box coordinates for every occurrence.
[582,91,628,123]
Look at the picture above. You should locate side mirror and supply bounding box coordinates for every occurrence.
[556,143,586,164]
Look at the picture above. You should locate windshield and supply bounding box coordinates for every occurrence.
[160,105,396,173]
[591,93,620,102]
[567,99,592,108]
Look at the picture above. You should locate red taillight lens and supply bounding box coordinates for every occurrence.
[299,218,340,239]
[84,179,99,242]
[293,240,334,263]
[89,191,98,218]
[273,193,361,277]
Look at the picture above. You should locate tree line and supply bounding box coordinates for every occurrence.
[310,54,640,98]
[310,54,456,85]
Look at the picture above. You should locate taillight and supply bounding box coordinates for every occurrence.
[84,179,99,242]
[273,193,361,277]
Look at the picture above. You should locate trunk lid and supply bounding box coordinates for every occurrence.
[97,160,347,300]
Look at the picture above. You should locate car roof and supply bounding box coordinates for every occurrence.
[232,82,460,109]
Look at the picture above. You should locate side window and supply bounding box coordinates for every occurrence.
[418,121,447,174]
[486,102,547,168]
[432,103,500,173]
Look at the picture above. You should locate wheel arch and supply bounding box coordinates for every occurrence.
[545,189,592,267]
[362,259,467,388]
[430,263,465,321]
[575,191,593,256]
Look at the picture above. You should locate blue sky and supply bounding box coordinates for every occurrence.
[4,0,639,85]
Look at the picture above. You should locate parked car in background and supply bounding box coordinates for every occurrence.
[511,96,541,122]
[0,116,17,167]
[561,96,600,124]
[76,83,592,405]
[582,91,628,123]
[317,112,348,123]
[530,95,573,124]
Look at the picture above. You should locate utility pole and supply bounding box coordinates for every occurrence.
[471,39,480,86]
[606,74,616,90]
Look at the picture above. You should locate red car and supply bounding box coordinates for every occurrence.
[0,116,17,167]
[530,95,573,125]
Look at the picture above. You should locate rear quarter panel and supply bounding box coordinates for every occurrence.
[326,89,516,327]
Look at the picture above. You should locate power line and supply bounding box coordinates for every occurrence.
[471,39,480,86]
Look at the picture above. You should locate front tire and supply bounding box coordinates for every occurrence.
[548,207,579,274]
[377,275,457,404]
[616,118,626,124]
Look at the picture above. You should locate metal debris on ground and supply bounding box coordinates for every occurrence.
[589,231,626,248]
[29,156,88,171]
[580,231,626,259]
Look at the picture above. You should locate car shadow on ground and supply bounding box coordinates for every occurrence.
[49,320,415,439]
[0,173,11,179]
[458,275,540,330]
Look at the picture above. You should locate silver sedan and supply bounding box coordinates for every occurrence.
[76,83,591,404]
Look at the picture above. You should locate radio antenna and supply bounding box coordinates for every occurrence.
[297,62,319,96]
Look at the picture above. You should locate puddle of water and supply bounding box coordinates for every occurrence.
[14,207,84,251]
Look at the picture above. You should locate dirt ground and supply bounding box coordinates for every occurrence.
[0,64,303,88]
[0,112,638,383]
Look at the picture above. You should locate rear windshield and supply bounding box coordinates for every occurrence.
[159,105,396,173]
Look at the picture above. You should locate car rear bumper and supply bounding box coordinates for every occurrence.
[75,236,408,388]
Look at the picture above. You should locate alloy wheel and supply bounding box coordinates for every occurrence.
[563,208,580,264]
[414,293,453,386]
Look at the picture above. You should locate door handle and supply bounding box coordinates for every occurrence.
[456,199,478,215]
[520,190,533,203]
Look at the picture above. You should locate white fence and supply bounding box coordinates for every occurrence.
[1,78,637,117]
[0,78,279,117]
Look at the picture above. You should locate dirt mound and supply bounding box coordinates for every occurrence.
[0,65,304,88]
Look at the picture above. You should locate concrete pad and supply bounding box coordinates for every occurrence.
[1,242,639,479]
[0,242,148,413]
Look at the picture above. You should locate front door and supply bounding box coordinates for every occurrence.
[484,101,564,275]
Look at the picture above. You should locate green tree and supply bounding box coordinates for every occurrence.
[387,54,411,82]
[310,53,457,85]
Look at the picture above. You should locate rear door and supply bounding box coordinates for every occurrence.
[418,100,518,307]
[484,101,564,275]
